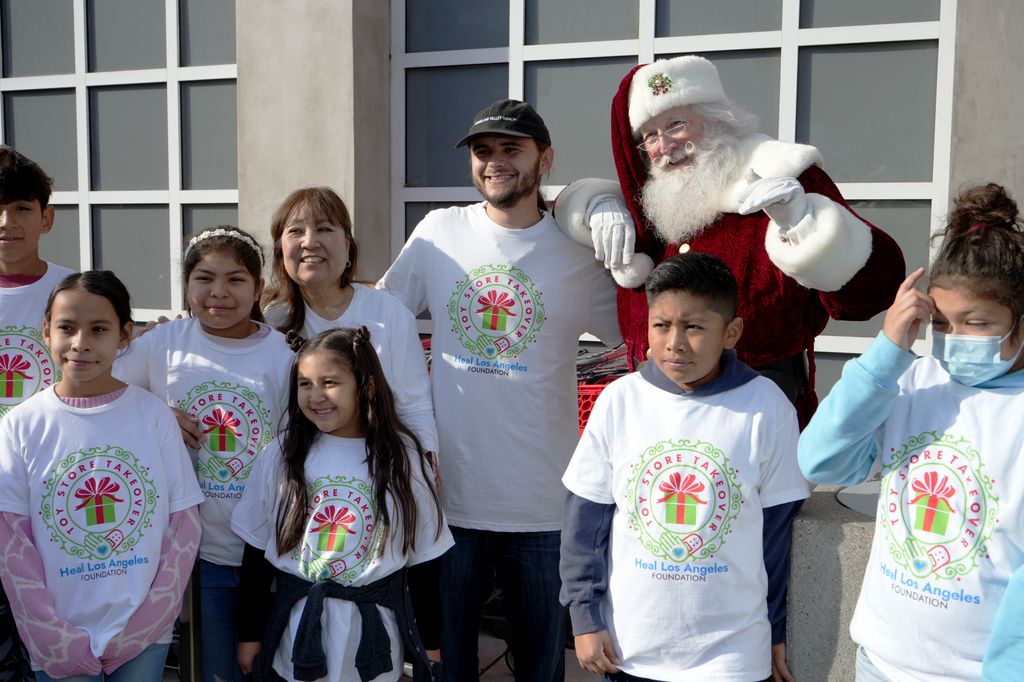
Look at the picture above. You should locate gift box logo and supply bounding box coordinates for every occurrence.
[475,290,516,332]
[73,476,124,526]
[657,472,707,526]
[909,471,956,535]
[202,407,241,452]
[0,353,33,399]
[311,504,357,552]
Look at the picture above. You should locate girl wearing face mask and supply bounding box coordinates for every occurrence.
[797,183,1024,681]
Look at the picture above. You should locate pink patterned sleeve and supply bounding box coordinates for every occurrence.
[0,512,103,678]
[100,505,201,674]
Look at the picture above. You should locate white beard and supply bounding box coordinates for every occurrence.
[640,129,741,244]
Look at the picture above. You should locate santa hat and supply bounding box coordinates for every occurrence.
[627,56,726,134]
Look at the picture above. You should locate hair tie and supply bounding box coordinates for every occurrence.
[285,330,306,352]
[183,228,264,265]
[353,325,371,346]
[967,222,989,234]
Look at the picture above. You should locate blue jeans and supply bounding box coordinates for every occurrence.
[440,527,566,682]
[199,559,243,682]
[34,642,169,682]
[856,646,894,682]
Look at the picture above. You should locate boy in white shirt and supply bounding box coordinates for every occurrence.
[560,253,808,681]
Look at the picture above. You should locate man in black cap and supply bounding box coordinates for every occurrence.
[380,100,620,681]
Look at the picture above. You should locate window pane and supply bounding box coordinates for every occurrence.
[181,80,238,190]
[87,0,165,72]
[180,0,235,67]
[89,85,168,190]
[656,0,781,37]
[38,206,80,271]
[525,57,636,185]
[526,0,638,45]
[3,90,78,191]
[800,0,939,29]
[183,204,240,238]
[406,0,508,53]
[92,205,171,309]
[658,50,780,137]
[1,0,74,77]
[824,200,930,338]
[406,64,508,188]
[405,202,474,241]
[796,42,936,183]
[815,352,856,398]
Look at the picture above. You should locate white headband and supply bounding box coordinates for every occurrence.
[183,228,264,265]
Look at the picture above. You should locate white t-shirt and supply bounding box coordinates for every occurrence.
[0,262,73,420]
[563,372,809,681]
[0,386,203,658]
[379,204,621,531]
[113,317,294,566]
[264,283,438,454]
[231,435,453,682]
[851,357,1024,681]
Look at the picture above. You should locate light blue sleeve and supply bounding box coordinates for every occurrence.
[984,564,1024,681]
[798,332,915,485]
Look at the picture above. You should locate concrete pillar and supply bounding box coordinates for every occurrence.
[235,0,391,280]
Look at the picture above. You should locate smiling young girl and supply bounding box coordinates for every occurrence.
[0,271,202,681]
[114,227,294,682]
[232,327,451,682]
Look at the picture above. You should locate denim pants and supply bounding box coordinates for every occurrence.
[34,642,169,682]
[199,559,244,682]
[440,526,565,682]
[856,646,894,682]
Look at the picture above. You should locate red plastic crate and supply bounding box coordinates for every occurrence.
[577,377,618,434]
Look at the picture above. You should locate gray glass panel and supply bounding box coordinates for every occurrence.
[658,50,780,137]
[526,0,638,45]
[656,0,781,37]
[801,0,939,29]
[824,200,930,338]
[797,42,936,183]
[89,85,168,190]
[405,202,474,241]
[181,80,237,190]
[525,57,636,185]
[183,204,239,238]
[1,0,74,77]
[92,205,171,309]
[3,90,78,191]
[815,352,857,398]
[406,0,508,53]
[180,0,235,67]
[87,0,165,72]
[38,206,80,271]
[406,64,508,188]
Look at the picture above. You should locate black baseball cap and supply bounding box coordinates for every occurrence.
[455,99,551,148]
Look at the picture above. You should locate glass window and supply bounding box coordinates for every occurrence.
[815,352,856,398]
[3,90,78,191]
[179,0,235,67]
[824,199,930,338]
[92,205,171,309]
[800,0,939,29]
[183,204,240,238]
[38,206,80,271]
[526,0,638,45]
[796,42,937,183]
[89,85,168,191]
[406,0,508,53]
[181,80,238,190]
[524,57,636,185]
[658,50,780,138]
[87,0,165,72]
[656,0,781,37]
[1,0,75,77]
[406,64,509,188]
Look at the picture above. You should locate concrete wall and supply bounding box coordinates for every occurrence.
[236,0,391,280]
[949,0,1024,196]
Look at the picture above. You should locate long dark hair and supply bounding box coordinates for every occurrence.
[275,326,442,557]
[46,270,132,329]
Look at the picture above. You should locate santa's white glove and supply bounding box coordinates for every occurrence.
[736,173,811,233]
[587,194,635,269]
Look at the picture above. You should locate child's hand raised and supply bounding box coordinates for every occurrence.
[883,268,933,352]
[574,630,622,675]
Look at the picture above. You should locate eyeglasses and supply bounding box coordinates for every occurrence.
[637,120,690,153]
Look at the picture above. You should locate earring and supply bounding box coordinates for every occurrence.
[345,260,352,268]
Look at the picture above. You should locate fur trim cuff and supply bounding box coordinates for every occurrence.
[553,178,624,247]
[611,253,654,289]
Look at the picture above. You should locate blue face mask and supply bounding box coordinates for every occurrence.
[932,323,1024,386]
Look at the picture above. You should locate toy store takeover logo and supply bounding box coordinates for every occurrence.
[881,432,998,581]
[626,438,742,564]
[0,325,57,417]
[297,475,380,584]
[179,381,273,483]
[448,264,546,359]
[41,446,158,560]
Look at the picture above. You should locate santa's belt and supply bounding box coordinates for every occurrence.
[752,351,809,403]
